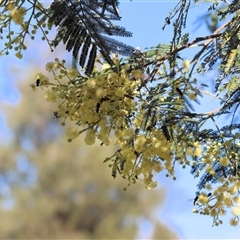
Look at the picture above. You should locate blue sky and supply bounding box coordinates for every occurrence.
[0,0,240,239]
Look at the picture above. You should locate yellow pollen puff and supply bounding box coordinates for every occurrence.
[119,110,128,118]
[134,135,146,152]
[154,142,161,148]
[231,205,240,216]
[87,78,97,88]
[84,130,96,145]
[202,157,211,164]
[233,196,240,204]
[143,148,154,159]
[7,4,15,10]
[229,218,239,226]
[122,128,134,139]
[198,194,209,204]
[11,7,26,25]
[99,118,107,128]
[205,183,212,191]
[158,150,171,162]
[101,101,111,111]
[229,185,238,194]
[115,88,125,97]
[223,194,233,207]
[95,75,105,84]
[121,149,136,161]
[66,128,79,139]
[53,61,60,69]
[131,69,144,79]
[193,141,200,147]
[182,59,190,69]
[210,208,217,217]
[187,147,193,156]
[219,157,229,167]
[108,72,119,82]
[96,88,106,98]
[101,63,110,70]
[188,93,197,100]
[45,62,54,71]
[194,147,202,157]
[44,90,57,102]
[68,68,79,78]
[145,181,158,189]
[15,52,23,59]
[153,161,163,172]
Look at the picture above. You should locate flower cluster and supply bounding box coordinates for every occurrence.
[191,138,240,226]
[32,56,240,226]
[31,58,178,189]
[192,179,240,226]
[0,1,50,57]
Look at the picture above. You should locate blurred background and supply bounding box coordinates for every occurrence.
[0,1,239,239]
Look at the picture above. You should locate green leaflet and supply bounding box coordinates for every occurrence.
[224,48,238,74]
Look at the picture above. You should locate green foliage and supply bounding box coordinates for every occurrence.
[0,0,134,74]
[48,0,134,75]
[1,0,240,227]
[0,0,53,56]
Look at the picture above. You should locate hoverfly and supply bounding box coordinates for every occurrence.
[29,78,42,90]
[193,194,199,206]
[36,78,40,87]
[190,192,212,205]
[53,111,60,119]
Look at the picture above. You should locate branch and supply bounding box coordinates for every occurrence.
[138,33,222,90]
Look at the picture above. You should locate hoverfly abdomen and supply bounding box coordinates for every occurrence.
[36,79,41,87]
[193,195,199,206]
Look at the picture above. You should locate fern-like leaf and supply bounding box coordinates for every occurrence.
[66,25,83,52]
[73,29,87,60]
[86,44,97,75]
[80,35,91,68]
[48,0,134,75]
[225,48,237,74]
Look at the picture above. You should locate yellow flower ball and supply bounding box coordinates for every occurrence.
[68,68,79,78]
[45,62,54,71]
[229,218,239,226]
[87,78,97,88]
[131,69,144,79]
[44,90,57,102]
[198,194,209,204]
[219,157,229,167]
[11,7,26,25]
[84,130,96,145]
[15,52,23,59]
[231,205,240,216]
[182,59,190,69]
[66,128,79,139]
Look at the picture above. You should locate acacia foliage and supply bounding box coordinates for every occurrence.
[1,0,240,227]
[0,0,134,73]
